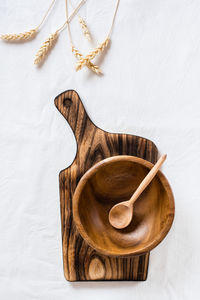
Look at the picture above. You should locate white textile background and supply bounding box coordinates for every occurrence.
[0,0,200,299]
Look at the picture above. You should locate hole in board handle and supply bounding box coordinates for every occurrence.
[63,98,72,108]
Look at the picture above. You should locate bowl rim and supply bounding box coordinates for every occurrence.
[73,155,175,257]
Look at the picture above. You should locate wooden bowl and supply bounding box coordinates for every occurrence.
[73,155,175,257]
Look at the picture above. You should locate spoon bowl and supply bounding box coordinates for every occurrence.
[109,202,133,229]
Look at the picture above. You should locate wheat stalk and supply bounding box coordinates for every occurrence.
[34,31,58,65]
[0,0,57,42]
[0,29,37,41]
[75,38,109,70]
[78,17,91,41]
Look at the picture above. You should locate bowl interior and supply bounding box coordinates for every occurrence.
[73,156,174,256]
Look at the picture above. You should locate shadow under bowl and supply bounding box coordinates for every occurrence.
[73,155,175,257]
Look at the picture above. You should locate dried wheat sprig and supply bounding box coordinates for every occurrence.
[0,0,57,42]
[0,29,37,41]
[34,31,58,65]
[33,0,85,66]
[86,38,109,61]
[72,46,102,74]
[69,0,91,41]
[66,0,118,75]
[78,16,91,41]
[75,38,109,71]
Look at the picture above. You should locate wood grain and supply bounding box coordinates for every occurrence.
[55,90,158,281]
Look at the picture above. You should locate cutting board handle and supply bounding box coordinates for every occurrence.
[54,90,93,144]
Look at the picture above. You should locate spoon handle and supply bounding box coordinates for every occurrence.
[129,154,167,205]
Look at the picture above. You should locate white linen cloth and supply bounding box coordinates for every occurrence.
[0,0,200,299]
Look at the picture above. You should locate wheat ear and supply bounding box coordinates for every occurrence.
[76,38,109,71]
[78,17,91,41]
[86,61,102,75]
[72,46,83,60]
[86,38,109,60]
[34,31,58,65]
[0,29,37,41]
[72,46,102,75]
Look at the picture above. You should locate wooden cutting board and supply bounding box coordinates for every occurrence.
[55,90,158,281]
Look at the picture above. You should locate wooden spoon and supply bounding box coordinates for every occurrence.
[109,154,167,229]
